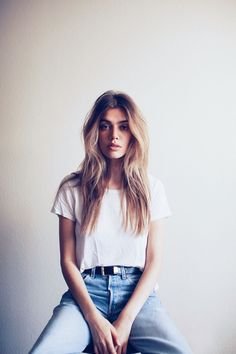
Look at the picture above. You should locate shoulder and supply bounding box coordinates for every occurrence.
[147,173,172,220]
[147,172,164,191]
[59,171,81,190]
[55,172,81,203]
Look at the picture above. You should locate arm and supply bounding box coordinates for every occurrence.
[112,218,165,354]
[58,215,97,319]
[58,215,119,354]
[119,218,165,321]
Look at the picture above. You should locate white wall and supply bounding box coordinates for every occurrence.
[1,1,236,353]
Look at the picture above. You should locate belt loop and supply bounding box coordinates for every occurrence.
[121,266,126,280]
[91,267,96,278]
[101,266,105,276]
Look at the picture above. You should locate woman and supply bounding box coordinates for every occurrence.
[29,90,193,354]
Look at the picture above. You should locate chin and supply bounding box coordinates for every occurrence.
[104,152,125,160]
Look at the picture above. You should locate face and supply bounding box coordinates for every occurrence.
[98,108,132,160]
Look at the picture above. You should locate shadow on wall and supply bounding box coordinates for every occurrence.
[0,213,36,353]
[0,210,62,354]
[83,342,140,353]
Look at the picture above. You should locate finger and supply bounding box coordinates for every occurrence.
[107,338,117,354]
[117,345,122,354]
[110,326,120,347]
[122,344,128,354]
[95,342,103,354]
[100,341,108,354]
[115,345,122,353]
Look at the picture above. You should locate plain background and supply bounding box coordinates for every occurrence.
[1,1,236,353]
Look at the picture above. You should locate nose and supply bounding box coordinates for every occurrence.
[110,126,119,141]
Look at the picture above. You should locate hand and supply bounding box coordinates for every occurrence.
[87,311,120,354]
[112,316,133,354]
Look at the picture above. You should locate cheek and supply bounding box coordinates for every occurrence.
[98,132,105,144]
[98,133,109,152]
[125,133,132,145]
[97,135,103,150]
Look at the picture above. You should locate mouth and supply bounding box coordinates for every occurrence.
[108,143,121,150]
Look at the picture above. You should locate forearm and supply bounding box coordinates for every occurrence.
[61,260,99,323]
[118,259,162,323]
[62,261,122,353]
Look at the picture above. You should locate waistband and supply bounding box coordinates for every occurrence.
[82,266,143,276]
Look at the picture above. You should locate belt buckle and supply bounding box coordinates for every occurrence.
[113,266,120,274]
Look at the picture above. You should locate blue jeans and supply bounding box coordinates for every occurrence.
[29,267,193,354]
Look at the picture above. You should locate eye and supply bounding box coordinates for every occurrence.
[120,125,129,131]
[99,123,110,130]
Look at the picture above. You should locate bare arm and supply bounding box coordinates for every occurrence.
[112,218,165,354]
[58,215,119,354]
[117,218,165,323]
[58,215,97,320]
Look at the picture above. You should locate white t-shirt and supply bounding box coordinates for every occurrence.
[50,173,172,291]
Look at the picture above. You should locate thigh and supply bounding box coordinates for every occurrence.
[129,291,193,354]
[29,290,91,354]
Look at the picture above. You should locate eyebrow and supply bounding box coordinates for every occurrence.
[100,119,128,124]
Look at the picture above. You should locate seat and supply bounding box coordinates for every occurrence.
[83,341,139,353]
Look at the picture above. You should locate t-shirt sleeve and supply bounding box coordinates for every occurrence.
[150,179,172,221]
[50,181,76,221]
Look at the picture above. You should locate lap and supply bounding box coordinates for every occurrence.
[29,290,91,354]
[129,291,193,354]
[29,277,192,354]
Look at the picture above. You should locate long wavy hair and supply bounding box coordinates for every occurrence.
[56,90,151,236]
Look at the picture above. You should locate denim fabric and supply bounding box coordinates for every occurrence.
[29,267,193,354]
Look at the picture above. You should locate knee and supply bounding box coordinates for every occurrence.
[28,337,56,354]
[28,343,46,354]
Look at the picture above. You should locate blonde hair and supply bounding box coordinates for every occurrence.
[57,90,151,236]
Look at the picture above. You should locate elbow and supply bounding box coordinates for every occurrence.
[60,259,67,276]
[145,256,162,273]
[60,258,74,273]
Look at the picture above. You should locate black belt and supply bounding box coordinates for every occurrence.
[83,266,142,276]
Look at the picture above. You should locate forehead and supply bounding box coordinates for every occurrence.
[101,108,127,122]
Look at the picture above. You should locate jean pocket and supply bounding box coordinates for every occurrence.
[126,273,142,285]
[81,272,91,282]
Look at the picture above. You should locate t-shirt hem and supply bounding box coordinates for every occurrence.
[50,208,76,221]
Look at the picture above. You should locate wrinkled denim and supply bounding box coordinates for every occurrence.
[29,267,193,354]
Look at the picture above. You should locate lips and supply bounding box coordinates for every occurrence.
[108,143,122,151]
[109,143,121,148]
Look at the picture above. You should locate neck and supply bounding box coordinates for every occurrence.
[106,159,123,189]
